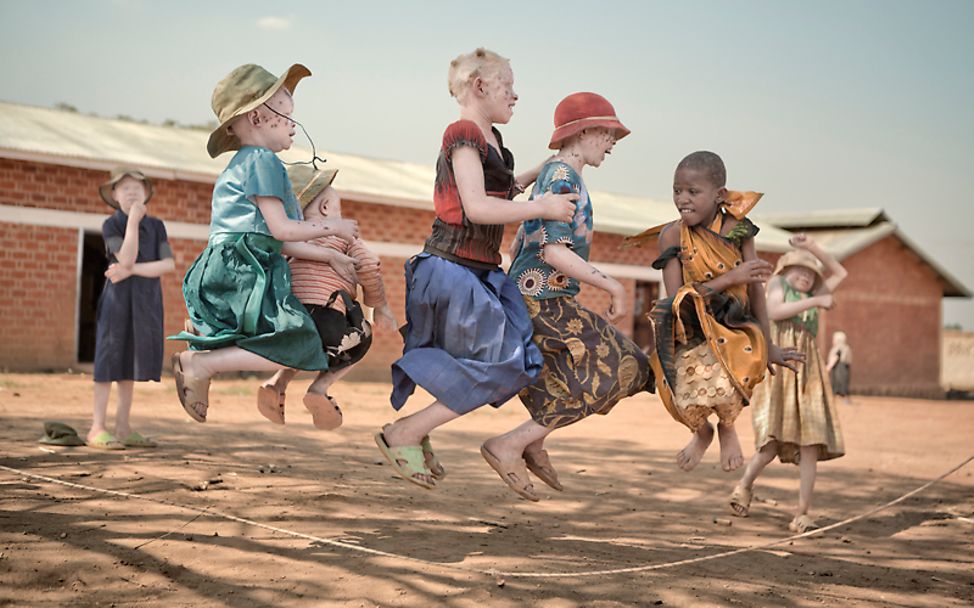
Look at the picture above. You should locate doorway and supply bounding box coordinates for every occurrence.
[77,231,107,362]
[633,280,659,353]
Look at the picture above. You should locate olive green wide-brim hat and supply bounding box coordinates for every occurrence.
[287,164,339,207]
[98,167,154,209]
[207,63,311,158]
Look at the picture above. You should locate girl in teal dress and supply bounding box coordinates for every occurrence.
[169,63,359,423]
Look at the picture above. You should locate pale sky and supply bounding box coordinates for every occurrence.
[2,0,972,327]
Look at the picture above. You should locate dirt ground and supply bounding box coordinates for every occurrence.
[0,372,972,608]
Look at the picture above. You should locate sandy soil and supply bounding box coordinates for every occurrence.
[1,372,972,607]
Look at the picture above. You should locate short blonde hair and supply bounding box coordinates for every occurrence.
[447,48,510,98]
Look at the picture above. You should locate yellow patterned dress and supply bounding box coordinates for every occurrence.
[750,279,844,463]
[648,210,768,431]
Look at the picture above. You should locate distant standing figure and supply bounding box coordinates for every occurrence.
[88,168,175,450]
[826,331,852,404]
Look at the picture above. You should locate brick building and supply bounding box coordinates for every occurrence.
[1,102,964,396]
[757,209,970,397]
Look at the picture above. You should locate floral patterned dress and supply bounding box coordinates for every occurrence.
[511,161,652,429]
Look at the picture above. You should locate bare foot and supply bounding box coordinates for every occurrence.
[676,423,714,471]
[717,422,744,472]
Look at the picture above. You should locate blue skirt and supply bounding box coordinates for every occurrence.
[391,253,542,414]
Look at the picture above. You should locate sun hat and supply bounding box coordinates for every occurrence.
[98,167,153,209]
[287,164,339,207]
[548,92,630,150]
[207,63,311,158]
[774,249,824,283]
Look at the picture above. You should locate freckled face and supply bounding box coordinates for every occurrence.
[784,266,817,293]
[578,127,617,168]
[260,87,296,152]
[483,66,517,124]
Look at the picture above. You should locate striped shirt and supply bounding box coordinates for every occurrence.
[289,237,386,313]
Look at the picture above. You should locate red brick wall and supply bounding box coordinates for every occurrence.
[0,223,79,369]
[817,235,943,396]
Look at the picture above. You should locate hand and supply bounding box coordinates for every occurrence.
[328,218,359,242]
[817,293,835,310]
[725,259,773,285]
[536,192,578,223]
[374,304,398,333]
[104,263,132,284]
[606,282,627,323]
[767,343,805,375]
[788,233,816,250]
[327,251,358,284]
[127,200,147,222]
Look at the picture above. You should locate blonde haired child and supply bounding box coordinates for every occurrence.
[88,168,175,449]
[170,63,358,422]
[255,164,397,429]
[376,48,579,489]
[826,330,852,404]
[630,151,802,473]
[731,235,847,533]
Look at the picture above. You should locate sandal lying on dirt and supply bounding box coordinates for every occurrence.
[303,393,343,430]
[421,435,446,480]
[729,484,753,517]
[257,386,286,425]
[789,514,819,534]
[524,449,562,491]
[374,431,435,490]
[480,443,539,502]
[87,431,125,451]
[171,352,210,423]
[120,431,157,448]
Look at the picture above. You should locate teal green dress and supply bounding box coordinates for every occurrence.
[169,146,329,371]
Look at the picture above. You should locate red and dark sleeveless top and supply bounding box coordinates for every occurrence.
[423,120,517,269]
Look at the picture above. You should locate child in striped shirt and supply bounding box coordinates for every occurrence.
[256,165,396,429]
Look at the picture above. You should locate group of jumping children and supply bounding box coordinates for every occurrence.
[89,48,848,533]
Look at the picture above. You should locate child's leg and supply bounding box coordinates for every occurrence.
[262,368,299,393]
[483,420,551,464]
[181,347,284,379]
[113,381,135,438]
[307,366,354,395]
[797,445,819,516]
[88,381,112,442]
[716,421,744,472]
[676,422,714,471]
[730,440,778,516]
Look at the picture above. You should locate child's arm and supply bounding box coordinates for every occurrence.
[281,241,358,284]
[765,276,834,321]
[741,238,804,373]
[543,243,627,322]
[452,147,577,224]
[658,222,773,297]
[825,346,839,372]
[789,234,848,294]
[347,240,397,331]
[114,200,146,268]
[256,196,359,243]
[104,259,176,283]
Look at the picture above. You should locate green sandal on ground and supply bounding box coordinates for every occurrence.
[374,432,435,490]
[120,432,157,448]
[87,431,124,451]
[789,514,819,533]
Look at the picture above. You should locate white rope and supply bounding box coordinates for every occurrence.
[2,454,970,579]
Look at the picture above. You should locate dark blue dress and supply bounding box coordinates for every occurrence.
[93,210,172,382]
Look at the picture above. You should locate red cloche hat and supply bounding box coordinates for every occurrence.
[548,92,631,150]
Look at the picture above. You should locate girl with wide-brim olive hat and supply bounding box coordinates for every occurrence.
[732,233,848,534]
[168,63,360,426]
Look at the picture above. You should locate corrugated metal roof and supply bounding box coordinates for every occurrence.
[0,100,793,250]
[753,208,888,229]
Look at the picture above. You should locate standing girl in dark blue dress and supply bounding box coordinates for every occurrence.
[87,168,175,449]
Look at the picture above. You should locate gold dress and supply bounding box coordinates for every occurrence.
[750,279,845,463]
